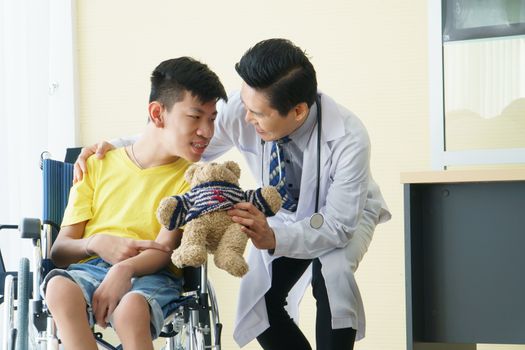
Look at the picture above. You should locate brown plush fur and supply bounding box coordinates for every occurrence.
[157,161,282,277]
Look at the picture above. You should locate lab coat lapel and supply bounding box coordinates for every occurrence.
[296,94,344,219]
[296,132,330,219]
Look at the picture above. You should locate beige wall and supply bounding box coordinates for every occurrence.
[75,1,523,349]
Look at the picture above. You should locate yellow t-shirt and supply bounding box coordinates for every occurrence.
[62,148,191,266]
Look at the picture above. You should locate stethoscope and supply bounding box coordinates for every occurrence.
[260,94,324,229]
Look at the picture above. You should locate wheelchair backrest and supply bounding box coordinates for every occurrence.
[42,159,74,241]
[0,250,5,275]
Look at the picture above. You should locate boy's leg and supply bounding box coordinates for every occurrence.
[111,269,183,349]
[112,292,154,350]
[45,276,98,350]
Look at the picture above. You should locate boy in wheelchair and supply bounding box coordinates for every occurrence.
[41,57,226,350]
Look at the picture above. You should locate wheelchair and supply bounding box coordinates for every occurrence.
[1,149,221,350]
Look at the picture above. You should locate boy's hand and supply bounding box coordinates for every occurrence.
[73,141,114,183]
[90,234,171,265]
[92,263,133,328]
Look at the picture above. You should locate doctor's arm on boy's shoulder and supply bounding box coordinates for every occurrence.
[73,141,114,183]
[74,136,140,182]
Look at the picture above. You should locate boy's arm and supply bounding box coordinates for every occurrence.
[50,221,89,267]
[91,227,182,327]
[51,223,171,268]
[111,227,181,276]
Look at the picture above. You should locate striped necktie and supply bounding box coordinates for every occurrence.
[269,136,297,212]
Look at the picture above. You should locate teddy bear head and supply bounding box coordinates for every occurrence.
[184,161,241,187]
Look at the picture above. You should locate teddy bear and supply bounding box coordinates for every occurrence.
[156,161,282,277]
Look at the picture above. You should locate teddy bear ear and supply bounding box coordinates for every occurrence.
[223,161,241,178]
[184,164,199,183]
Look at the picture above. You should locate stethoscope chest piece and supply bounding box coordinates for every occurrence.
[310,213,324,229]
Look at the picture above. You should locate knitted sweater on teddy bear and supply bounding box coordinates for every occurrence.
[166,181,278,230]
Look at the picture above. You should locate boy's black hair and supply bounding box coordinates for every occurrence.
[235,38,317,116]
[150,57,227,110]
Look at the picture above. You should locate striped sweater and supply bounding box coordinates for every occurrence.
[167,181,277,230]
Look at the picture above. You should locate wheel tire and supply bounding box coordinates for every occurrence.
[189,327,205,350]
[206,280,221,348]
[15,257,30,350]
[9,328,17,350]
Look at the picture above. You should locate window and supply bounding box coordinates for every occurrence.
[429,0,525,168]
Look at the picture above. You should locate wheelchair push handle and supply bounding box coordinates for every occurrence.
[19,218,41,240]
[0,218,41,237]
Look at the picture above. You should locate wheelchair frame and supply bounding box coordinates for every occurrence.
[1,152,222,350]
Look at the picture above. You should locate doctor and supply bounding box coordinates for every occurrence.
[75,38,390,350]
[209,38,390,350]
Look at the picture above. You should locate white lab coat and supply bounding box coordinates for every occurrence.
[203,91,391,347]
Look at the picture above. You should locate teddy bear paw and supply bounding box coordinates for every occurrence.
[171,246,207,268]
[214,253,248,277]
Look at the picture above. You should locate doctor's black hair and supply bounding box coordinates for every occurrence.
[235,38,317,116]
[150,57,227,110]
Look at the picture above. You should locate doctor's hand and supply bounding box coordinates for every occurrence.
[73,141,114,183]
[228,202,276,250]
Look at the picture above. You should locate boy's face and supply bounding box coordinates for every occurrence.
[160,91,217,162]
[240,83,304,142]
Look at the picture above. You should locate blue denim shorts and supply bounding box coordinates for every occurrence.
[41,257,184,338]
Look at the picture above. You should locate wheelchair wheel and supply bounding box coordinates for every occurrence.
[206,279,221,348]
[171,323,205,350]
[191,327,205,350]
[15,257,30,350]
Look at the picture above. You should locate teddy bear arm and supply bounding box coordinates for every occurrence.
[244,187,282,216]
[260,186,283,215]
[156,194,191,230]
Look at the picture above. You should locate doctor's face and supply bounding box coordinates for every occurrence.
[240,83,304,142]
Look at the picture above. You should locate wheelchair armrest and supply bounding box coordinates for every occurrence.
[181,290,198,297]
[19,218,41,240]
